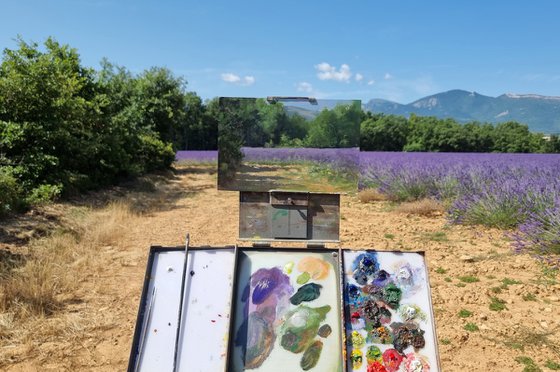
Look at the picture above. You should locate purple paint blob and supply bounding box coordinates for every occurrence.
[250,267,292,304]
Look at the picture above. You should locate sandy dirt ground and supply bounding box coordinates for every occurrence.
[1,164,559,371]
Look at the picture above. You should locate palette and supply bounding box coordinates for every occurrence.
[228,249,343,371]
[342,250,440,372]
[129,247,440,372]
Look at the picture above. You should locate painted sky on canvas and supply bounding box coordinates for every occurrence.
[1,0,559,103]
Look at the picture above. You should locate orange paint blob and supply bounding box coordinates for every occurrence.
[297,257,330,280]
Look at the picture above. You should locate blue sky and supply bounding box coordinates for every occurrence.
[1,0,559,103]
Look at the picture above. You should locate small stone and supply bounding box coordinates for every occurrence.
[544,308,552,313]
[479,324,491,331]
[540,321,548,329]
[479,314,488,321]
[460,255,474,262]
[548,296,559,302]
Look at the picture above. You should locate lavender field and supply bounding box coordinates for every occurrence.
[359,152,560,265]
[176,150,560,264]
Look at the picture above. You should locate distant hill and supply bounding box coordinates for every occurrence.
[364,89,560,134]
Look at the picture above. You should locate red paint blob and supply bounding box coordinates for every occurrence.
[368,361,388,372]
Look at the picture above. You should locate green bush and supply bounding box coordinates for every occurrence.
[25,184,62,206]
[135,134,175,173]
[0,166,22,215]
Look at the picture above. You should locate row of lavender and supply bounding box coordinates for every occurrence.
[360,152,560,265]
[175,150,560,264]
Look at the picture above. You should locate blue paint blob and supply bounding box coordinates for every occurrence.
[352,253,380,285]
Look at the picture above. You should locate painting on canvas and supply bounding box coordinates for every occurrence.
[342,250,440,372]
[229,249,343,371]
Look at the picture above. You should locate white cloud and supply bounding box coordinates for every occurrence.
[221,73,240,83]
[367,80,375,85]
[243,76,255,85]
[384,73,393,80]
[221,73,255,86]
[314,62,352,82]
[355,73,363,82]
[297,82,313,93]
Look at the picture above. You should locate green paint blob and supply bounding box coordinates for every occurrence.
[280,305,331,353]
[290,283,322,305]
[300,340,323,370]
[366,345,382,363]
[297,272,311,285]
[382,283,402,308]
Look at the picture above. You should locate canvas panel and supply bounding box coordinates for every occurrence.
[217,97,360,193]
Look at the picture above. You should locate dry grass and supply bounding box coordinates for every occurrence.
[394,198,445,216]
[0,200,136,363]
[358,188,388,203]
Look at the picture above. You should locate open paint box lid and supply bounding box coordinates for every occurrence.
[128,246,441,372]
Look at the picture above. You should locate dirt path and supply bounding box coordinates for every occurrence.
[3,165,559,371]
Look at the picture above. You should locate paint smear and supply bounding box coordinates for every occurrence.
[236,267,293,369]
[297,256,331,280]
[280,305,331,353]
[290,283,322,305]
[300,340,323,370]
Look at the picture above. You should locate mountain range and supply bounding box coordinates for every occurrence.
[364,89,560,134]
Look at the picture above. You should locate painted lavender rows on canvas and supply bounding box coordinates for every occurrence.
[343,251,439,372]
[232,251,342,371]
[220,147,359,193]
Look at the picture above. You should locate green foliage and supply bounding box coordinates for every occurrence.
[545,360,560,370]
[0,37,186,213]
[515,356,542,372]
[458,275,479,283]
[359,113,555,153]
[426,231,448,242]
[463,322,479,332]
[501,278,522,289]
[435,267,447,274]
[522,293,537,301]
[440,338,451,345]
[489,296,507,311]
[0,166,22,215]
[26,184,62,205]
[458,309,473,318]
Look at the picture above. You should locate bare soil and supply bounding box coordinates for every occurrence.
[1,164,559,371]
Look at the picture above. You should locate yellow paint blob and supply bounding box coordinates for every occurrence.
[351,349,363,370]
[284,261,294,274]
